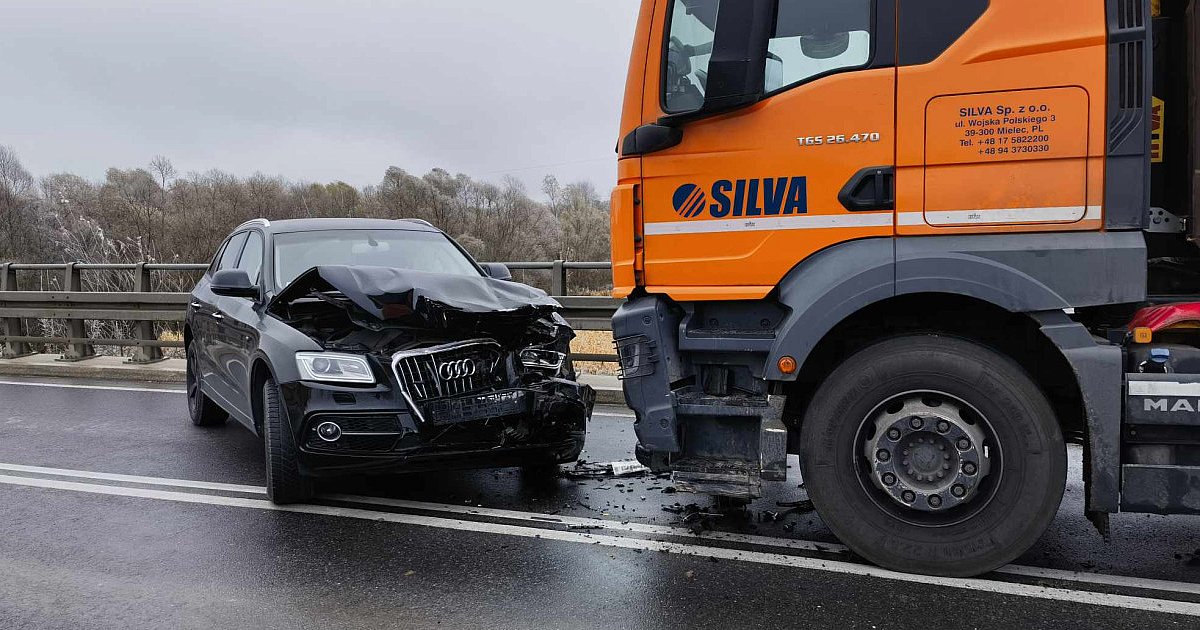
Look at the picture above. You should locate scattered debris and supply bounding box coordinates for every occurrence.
[563,459,651,479]
[776,499,815,512]
[403,570,415,577]
[759,510,782,523]
[757,497,817,525]
[685,570,696,580]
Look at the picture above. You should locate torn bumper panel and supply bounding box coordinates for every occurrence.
[281,351,594,477]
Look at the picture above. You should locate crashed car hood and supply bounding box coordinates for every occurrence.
[268,265,561,322]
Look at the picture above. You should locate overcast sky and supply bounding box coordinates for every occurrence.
[0,0,639,195]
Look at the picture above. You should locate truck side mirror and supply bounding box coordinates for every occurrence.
[480,263,513,281]
[211,269,259,299]
[702,0,772,113]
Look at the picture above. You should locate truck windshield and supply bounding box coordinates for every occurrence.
[272,229,480,290]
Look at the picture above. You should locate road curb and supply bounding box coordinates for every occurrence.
[0,354,627,405]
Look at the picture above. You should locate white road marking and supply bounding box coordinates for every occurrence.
[0,380,184,394]
[325,493,846,556]
[0,463,263,494]
[1,473,1197,617]
[6,462,1200,597]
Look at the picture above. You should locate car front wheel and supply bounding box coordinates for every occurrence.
[262,377,312,504]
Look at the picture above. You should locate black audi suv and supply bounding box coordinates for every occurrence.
[185,218,595,503]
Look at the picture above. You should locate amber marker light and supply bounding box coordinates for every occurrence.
[1133,327,1153,344]
[778,356,798,375]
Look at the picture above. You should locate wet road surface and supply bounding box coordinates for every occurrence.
[1,376,1199,629]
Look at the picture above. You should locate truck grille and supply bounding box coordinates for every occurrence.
[391,340,505,403]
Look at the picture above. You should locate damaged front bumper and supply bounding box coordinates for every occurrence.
[280,360,595,477]
[613,295,788,500]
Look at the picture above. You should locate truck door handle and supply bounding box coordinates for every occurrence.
[839,166,895,212]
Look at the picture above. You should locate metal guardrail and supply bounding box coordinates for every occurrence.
[0,261,619,364]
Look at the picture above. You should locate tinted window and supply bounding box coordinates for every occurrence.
[273,229,481,290]
[237,232,264,284]
[216,232,248,272]
[766,0,873,93]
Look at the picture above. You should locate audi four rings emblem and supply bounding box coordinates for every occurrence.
[437,359,478,380]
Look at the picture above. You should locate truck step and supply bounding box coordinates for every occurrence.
[1126,374,1200,426]
[671,458,762,499]
[1120,464,1200,514]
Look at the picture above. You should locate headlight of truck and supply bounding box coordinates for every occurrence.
[296,352,375,384]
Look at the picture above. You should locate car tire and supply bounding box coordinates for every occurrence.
[262,377,313,504]
[799,335,1066,577]
[186,344,228,427]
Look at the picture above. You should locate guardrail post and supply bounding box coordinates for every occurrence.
[128,263,165,364]
[58,262,96,362]
[0,263,35,359]
[551,260,566,296]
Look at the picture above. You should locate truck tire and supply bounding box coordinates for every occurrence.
[799,334,1065,577]
[262,377,312,504]
[186,344,227,427]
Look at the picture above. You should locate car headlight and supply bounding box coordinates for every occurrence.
[296,352,375,384]
[520,348,566,371]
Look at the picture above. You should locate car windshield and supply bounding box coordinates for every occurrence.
[273,229,480,289]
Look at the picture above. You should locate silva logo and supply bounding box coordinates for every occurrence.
[671,177,808,219]
[672,184,708,218]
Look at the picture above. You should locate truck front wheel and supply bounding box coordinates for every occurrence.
[799,335,1065,577]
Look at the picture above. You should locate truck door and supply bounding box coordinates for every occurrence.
[892,0,1106,234]
[636,0,896,297]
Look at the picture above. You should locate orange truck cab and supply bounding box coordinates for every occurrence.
[611,0,1200,576]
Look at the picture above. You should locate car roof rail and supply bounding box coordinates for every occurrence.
[399,218,434,227]
[234,218,270,230]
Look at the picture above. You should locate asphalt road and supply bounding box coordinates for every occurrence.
[1,375,1199,629]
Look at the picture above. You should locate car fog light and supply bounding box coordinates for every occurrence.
[316,422,342,442]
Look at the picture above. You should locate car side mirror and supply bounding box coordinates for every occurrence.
[480,263,513,281]
[211,269,259,299]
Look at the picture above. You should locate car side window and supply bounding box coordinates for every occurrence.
[237,232,264,285]
[217,232,249,272]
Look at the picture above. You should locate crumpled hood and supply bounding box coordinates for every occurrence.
[268,265,561,323]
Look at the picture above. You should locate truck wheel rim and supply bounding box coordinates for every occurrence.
[854,390,1003,527]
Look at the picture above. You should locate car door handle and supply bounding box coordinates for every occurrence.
[211,312,225,320]
[190,301,203,308]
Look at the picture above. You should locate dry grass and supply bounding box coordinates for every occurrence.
[571,329,618,376]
